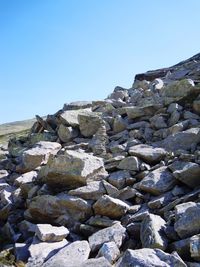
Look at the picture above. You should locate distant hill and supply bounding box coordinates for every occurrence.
[0,118,36,145]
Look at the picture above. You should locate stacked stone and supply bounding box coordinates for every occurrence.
[1,53,200,266]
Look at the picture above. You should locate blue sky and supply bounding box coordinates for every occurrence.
[0,0,200,124]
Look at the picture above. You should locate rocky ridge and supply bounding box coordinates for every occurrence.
[1,53,200,266]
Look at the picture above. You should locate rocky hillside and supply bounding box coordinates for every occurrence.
[1,53,200,266]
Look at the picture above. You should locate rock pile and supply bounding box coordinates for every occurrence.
[1,53,200,266]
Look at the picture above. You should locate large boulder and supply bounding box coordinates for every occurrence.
[58,109,91,127]
[38,149,107,188]
[26,194,92,224]
[35,224,69,242]
[126,105,161,119]
[19,141,61,172]
[42,241,91,267]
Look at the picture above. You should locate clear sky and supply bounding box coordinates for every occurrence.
[1,0,200,124]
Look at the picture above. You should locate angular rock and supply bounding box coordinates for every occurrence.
[26,194,92,224]
[140,214,168,250]
[39,149,107,188]
[14,171,38,186]
[58,109,91,127]
[169,161,200,188]
[88,222,126,252]
[115,248,186,267]
[118,156,140,171]
[27,237,68,267]
[129,144,167,164]
[80,257,112,267]
[93,195,129,218]
[68,181,106,200]
[42,241,90,267]
[20,141,61,172]
[108,170,131,189]
[126,105,161,119]
[113,115,127,133]
[78,112,102,137]
[57,125,78,142]
[97,241,120,263]
[139,167,176,195]
[35,224,69,242]
[174,202,200,239]
[153,127,200,152]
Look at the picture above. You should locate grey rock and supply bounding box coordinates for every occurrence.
[97,241,120,263]
[150,114,167,129]
[129,144,167,163]
[184,111,200,120]
[88,222,126,252]
[113,115,127,133]
[80,257,112,267]
[57,125,78,142]
[140,214,168,250]
[20,141,61,172]
[168,110,181,127]
[118,156,140,171]
[108,170,131,189]
[193,99,200,114]
[174,202,200,239]
[78,112,102,137]
[167,103,183,113]
[39,149,107,188]
[93,195,129,218]
[169,161,200,188]
[27,237,68,267]
[68,181,106,200]
[153,127,200,152]
[126,105,161,119]
[59,109,91,127]
[115,248,186,267]
[35,224,69,242]
[14,171,37,186]
[138,167,176,195]
[42,241,90,267]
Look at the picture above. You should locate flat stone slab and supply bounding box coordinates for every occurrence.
[129,144,167,163]
[42,241,90,267]
[35,224,69,242]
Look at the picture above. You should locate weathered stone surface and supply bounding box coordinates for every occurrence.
[93,195,129,218]
[26,194,92,224]
[140,214,168,250]
[68,181,106,200]
[78,112,102,137]
[27,237,68,267]
[35,224,69,242]
[14,171,37,186]
[190,235,200,260]
[138,167,176,195]
[126,105,161,119]
[88,222,126,252]
[108,170,131,189]
[169,161,200,188]
[153,128,200,152]
[80,257,112,267]
[97,241,120,263]
[39,149,107,188]
[115,248,186,267]
[42,241,90,267]
[113,115,127,133]
[20,141,61,172]
[174,202,200,239]
[129,144,167,163]
[118,156,140,171]
[57,125,78,142]
[59,109,91,127]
